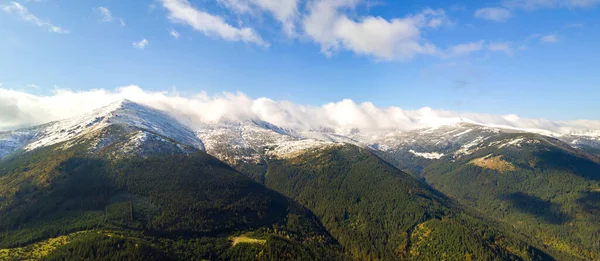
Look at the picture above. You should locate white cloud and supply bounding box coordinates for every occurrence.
[132,39,149,49]
[1,2,68,33]
[95,7,113,22]
[503,0,600,9]
[444,40,485,58]
[302,1,447,61]
[488,41,513,55]
[219,0,299,35]
[94,6,126,26]
[161,0,268,47]
[541,34,558,43]
[474,7,512,22]
[2,86,597,135]
[169,28,180,39]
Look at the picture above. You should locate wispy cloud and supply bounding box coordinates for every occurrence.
[541,34,559,43]
[132,39,149,49]
[503,0,600,10]
[95,6,113,22]
[1,85,598,134]
[474,7,512,22]
[444,40,485,58]
[161,0,268,47]
[302,1,448,61]
[1,2,68,33]
[218,0,299,35]
[442,40,514,59]
[488,41,514,55]
[169,28,180,39]
[94,6,125,26]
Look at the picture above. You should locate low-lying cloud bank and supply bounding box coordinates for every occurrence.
[1,85,599,135]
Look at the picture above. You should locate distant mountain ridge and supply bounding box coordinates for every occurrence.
[2,100,599,162]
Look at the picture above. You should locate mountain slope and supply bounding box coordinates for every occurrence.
[196,119,342,182]
[221,141,553,260]
[372,123,600,260]
[0,102,346,260]
[371,123,600,173]
[0,100,205,159]
[421,138,600,260]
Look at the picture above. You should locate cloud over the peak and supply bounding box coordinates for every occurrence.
[1,86,598,135]
[162,0,269,47]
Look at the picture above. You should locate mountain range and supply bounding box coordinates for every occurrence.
[0,100,598,260]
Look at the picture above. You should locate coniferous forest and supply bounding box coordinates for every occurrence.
[0,119,599,261]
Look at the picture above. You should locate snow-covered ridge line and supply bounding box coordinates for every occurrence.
[2,98,599,163]
[1,100,205,157]
[266,139,339,159]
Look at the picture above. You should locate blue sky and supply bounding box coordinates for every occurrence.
[0,0,599,120]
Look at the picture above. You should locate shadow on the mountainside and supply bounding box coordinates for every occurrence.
[535,149,600,181]
[577,191,600,222]
[501,192,571,224]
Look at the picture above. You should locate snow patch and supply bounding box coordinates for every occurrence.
[454,136,486,157]
[409,150,444,159]
[266,139,337,159]
[453,129,473,137]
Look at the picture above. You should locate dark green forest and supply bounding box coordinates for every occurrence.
[418,135,600,260]
[2,124,593,260]
[262,145,552,261]
[0,129,346,260]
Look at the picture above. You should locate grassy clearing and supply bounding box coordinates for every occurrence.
[230,235,267,247]
[0,235,70,260]
[469,154,517,173]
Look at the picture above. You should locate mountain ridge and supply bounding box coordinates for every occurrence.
[0,100,205,159]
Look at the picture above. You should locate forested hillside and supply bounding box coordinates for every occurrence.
[261,144,553,261]
[0,125,346,260]
[420,134,600,260]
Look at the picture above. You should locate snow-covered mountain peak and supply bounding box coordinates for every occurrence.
[0,100,204,158]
